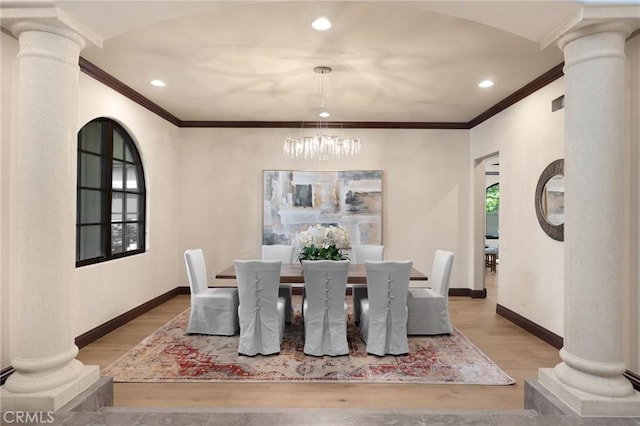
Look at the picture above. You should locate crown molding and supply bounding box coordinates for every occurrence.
[79,58,564,130]
[79,57,181,127]
[467,63,565,128]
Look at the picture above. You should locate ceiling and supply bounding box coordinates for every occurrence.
[4,1,591,124]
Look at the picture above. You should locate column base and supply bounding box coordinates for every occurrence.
[538,368,640,417]
[1,365,100,412]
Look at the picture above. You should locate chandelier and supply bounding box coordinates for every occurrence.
[284,66,361,161]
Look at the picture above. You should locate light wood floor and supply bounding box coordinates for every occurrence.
[77,269,561,410]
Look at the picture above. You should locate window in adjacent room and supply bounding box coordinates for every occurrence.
[76,118,146,266]
[485,183,499,239]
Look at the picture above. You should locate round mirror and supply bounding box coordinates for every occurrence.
[535,159,564,241]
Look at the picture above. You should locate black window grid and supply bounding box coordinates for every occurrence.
[76,118,146,267]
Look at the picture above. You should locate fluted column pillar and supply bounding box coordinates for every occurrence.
[538,7,640,417]
[0,7,102,411]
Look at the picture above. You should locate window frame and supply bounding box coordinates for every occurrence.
[76,118,146,267]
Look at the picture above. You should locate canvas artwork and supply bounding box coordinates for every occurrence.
[263,170,382,252]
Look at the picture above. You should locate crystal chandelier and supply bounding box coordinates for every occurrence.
[284,66,361,161]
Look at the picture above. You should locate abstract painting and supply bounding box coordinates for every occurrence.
[263,170,383,251]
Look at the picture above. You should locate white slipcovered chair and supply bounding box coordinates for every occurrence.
[359,260,412,356]
[261,244,294,323]
[301,260,350,356]
[234,260,286,356]
[184,249,239,336]
[407,250,454,335]
[351,245,384,323]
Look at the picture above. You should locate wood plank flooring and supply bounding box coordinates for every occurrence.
[76,269,561,410]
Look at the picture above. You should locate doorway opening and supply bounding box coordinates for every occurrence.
[484,156,500,295]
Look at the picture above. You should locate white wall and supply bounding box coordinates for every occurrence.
[74,74,183,334]
[471,79,566,336]
[177,128,471,291]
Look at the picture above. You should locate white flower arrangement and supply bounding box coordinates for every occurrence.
[298,224,351,261]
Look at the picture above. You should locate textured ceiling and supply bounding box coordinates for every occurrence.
[6,1,587,124]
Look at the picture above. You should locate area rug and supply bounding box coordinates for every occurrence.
[102,309,515,385]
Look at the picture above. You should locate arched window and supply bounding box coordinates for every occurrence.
[76,118,146,266]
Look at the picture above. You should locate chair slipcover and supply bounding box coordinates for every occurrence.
[234,260,286,356]
[262,245,294,323]
[359,260,411,356]
[301,260,349,356]
[351,245,384,323]
[184,249,239,336]
[407,250,454,335]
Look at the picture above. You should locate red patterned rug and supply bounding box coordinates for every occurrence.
[102,309,515,385]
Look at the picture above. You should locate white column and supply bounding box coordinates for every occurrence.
[538,8,640,417]
[0,8,102,412]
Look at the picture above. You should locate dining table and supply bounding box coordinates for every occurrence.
[215,262,428,284]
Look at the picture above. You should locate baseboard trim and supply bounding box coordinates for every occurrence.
[496,303,640,391]
[623,370,640,392]
[1,365,16,386]
[449,287,487,298]
[496,303,564,349]
[74,287,182,349]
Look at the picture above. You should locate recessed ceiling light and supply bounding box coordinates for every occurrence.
[478,80,494,88]
[150,79,166,87]
[312,17,332,31]
[319,111,330,118]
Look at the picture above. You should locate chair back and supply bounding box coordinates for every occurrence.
[234,260,282,311]
[352,245,384,263]
[430,250,454,297]
[184,249,208,295]
[234,260,282,355]
[262,245,295,263]
[363,260,412,355]
[301,260,350,356]
[365,260,412,315]
[302,260,349,311]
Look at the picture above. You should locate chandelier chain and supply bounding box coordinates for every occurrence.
[284,66,361,161]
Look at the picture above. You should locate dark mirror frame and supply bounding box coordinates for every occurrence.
[535,159,564,241]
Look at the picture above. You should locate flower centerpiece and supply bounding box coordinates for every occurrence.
[298,224,351,261]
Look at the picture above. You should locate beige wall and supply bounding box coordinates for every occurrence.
[177,127,472,290]
[471,78,565,336]
[74,73,183,334]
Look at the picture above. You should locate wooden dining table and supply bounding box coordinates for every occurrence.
[215,262,428,284]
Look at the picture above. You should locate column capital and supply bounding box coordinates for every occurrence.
[0,6,102,49]
[542,5,640,50]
